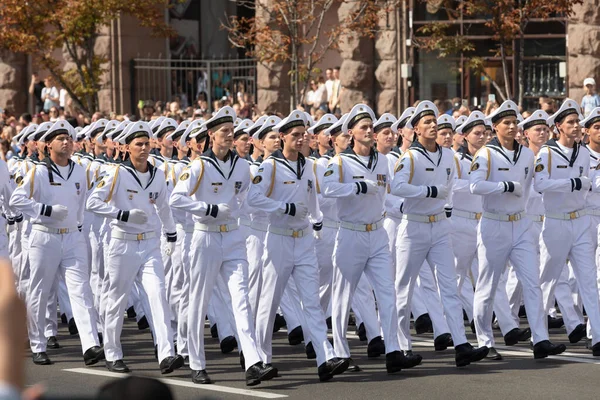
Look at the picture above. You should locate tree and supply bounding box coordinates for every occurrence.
[222,0,394,110]
[0,0,173,114]
[416,0,582,107]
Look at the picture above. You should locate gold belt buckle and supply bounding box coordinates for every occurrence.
[219,225,227,233]
[59,228,68,234]
[365,223,373,232]
[428,215,436,223]
[508,214,517,222]
[569,212,577,220]
[291,230,300,238]
[540,215,544,222]
[475,212,482,220]
[136,233,144,240]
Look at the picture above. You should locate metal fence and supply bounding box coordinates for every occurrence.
[130,57,256,113]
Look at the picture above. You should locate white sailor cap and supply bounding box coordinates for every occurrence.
[391,107,415,133]
[202,106,236,131]
[255,116,282,140]
[518,110,550,130]
[374,113,397,133]
[107,120,130,141]
[517,113,524,124]
[455,111,485,134]
[96,120,119,145]
[86,119,109,140]
[307,114,338,135]
[581,107,600,129]
[17,124,38,146]
[405,101,438,129]
[149,116,166,134]
[246,115,268,138]
[183,119,207,148]
[166,120,191,143]
[488,100,519,124]
[119,121,152,145]
[153,118,177,140]
[31,121,55,141]
[12,130,25,146]
[77,125,90,142]
[304,112,314,128]
[234,117,243,127]
[234,119,253,139]
[342,104,375,133]
[38,120,76,142]
[74,126,82,135]
[324,113,349,136]
[548,98,583,126]
[437,114,456,132]
[273,111,307,134]
[454,115,467,130]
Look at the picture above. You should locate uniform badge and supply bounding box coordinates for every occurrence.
[179,172,190,181]
[596,164,600,170]
[394,163,404,173]
[580,166,584,177]
[524,167,529,177]
[446,168,451,176]
[128,194,134,200]
[252,175,262,184]
[15,176,23,186]
[377,174,386,186]
[535,164,543,173]
[235,181,242,194]
[149,192,158,204]
[96,175,103,182]
[258,168,264,173]
[307,180,313,192]
[75,182,81,195]
[324,169,334,177]
[96,180,106,188]
[471,162,479,172]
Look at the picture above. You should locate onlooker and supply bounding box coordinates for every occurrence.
[19,113,32,126]
[581,77,600,117]
[41,76,59,112]
[28,73,45,113]
[328,66,342,115]
[325,67,334,105]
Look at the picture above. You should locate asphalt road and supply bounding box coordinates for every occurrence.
[25,317,600,400]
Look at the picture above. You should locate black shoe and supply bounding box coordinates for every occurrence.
[348,314,356,326]
[434,333,453,351]
[106,360,130,373]
[273,313,286,333]
[192,369,212,384]
[356,322,367,341]
[318,357,350,382]
[415,313,433,334]
[160,355,184,374]
[126,306,137,319]
[533,340,566,359]
[367,336,385,358]
[326,316,332,329]
[137,316,149,330]
[68,318,78,335]
[548,315,564,329]
[83,346,105,366]
[288,326,304,346]
[47,336,60,349]
[240,351,245,370]
[346,357,362,372]
[504,327,531,346]
[220,336,237,354]
[470,320,476,334]
[184,356,189,366]
[518,305,527,318]
[98,332,103,345]
[60,313,68,324]
[568,324,587,344]
[592,341,600,356]
[154,345,158,360]
[32,352,52,365]
[386,350,422,373]
[455,343,489,367]
[306,342,316,359]
[463,309,469,321]
[246,362,277,386]
[486,347,503,360]
[210,324,219,339]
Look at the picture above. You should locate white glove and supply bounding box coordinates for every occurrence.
[49,205,68,222]
[435,185,449,199]
[128,209,148,225]
[164,241,176,257]
[293,202,309,220]
[512,181,523,197]
[216,203,232,219]
[364,180,379,195]
[579,176,592,192]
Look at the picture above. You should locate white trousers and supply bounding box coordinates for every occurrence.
[176,227,193,357]
[451,216,478,321]
[474,217,548,347]
[316,226,336,315]
[333,227,400,358]
[245,227,266,319]
[539,215,600,345]
[27,230,99,354]
[396,218,466,349]
[103,237,174,363]
[256,232,334,366]
[188,229,260,371]
[352,275,382,341]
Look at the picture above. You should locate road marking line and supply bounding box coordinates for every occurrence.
[63,368,288,399]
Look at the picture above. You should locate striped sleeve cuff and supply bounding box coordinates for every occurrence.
[117,210,130,222]
[40,204,52,217]
[166,232,177,242]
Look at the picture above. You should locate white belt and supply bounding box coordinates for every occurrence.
[176,223,194,233]
[587,209,600,217]
[239,218,251,227]
[527,215,544,222]
[194,222,239,233]
[268,226,307,238]
[323,220,340,229]
[32,225,78,234]
[483,211,524,222]
[545,210,586,220]
[402,212,446,223]
[452,210,482,220]
[112,230,156,241]
[339,218,384,232]
[250,221,269,232]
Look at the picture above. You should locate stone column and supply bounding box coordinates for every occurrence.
[0,50,28,114]
[374,11,398,116]
[568,0,600,101]
[337,2,374,113]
